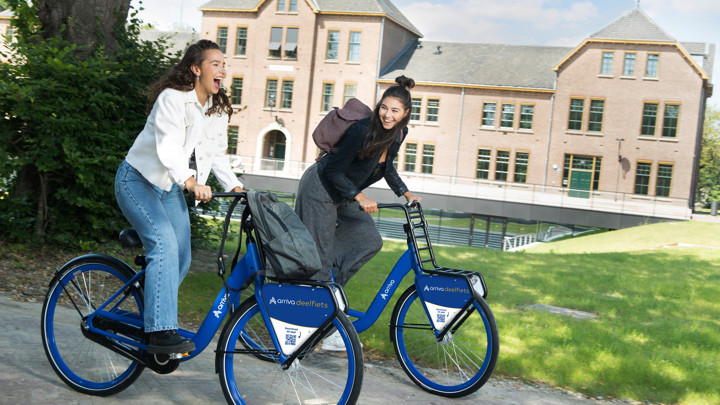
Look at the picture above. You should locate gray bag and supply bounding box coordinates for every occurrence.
[246,190,323,280]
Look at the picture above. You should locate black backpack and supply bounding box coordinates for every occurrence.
[245,190,323,280]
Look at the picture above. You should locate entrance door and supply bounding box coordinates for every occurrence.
[569,170,592,198]
[262,130,286,171]
[565,155,600,199]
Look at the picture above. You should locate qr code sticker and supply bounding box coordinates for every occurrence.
[285,332,297,346]
[436,309,447,323]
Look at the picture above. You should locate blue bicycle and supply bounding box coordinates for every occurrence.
[348,202,498,397]
[41,192,363,404]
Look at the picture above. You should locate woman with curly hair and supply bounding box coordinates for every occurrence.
[115,39,243,353]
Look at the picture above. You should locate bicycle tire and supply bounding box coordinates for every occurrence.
[41,255,145,396]
[390,285,498,397]
[217,295,363,404]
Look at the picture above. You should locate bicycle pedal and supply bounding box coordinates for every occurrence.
[168,352,189,360]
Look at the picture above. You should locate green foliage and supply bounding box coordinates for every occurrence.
[697,106,720,207]
[0,1,186,246]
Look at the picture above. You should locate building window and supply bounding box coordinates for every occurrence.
[285,27,298,58]
[289,0,297,12]
[343,83,357,105]
[235,27,247,56]
[623,52,636,76]
[634,162,651,195]
[227,126,239,155]
[656,163,673,197]
[410,98,422,121]
[322,82,334,112]
[5,25,13,40]
[217,26,228,54]
[601,51,613,75]
[281,80,293,109]
[588,99,604,132]
[348,31,361,62]
[500,103,515,128]
[641,102,658,136]
[646,53,659,77]
[568,98,584,131]
[404,143,417,172]
[519,104,534,130]
[426,99,439,122]
[265,79,278,108]
[326,30,339,60]
[482,102,496,126]
[277,0,285,11]
[662,104,679,138]
[495,150,510,181]
[231,77,243,105]
[269,27,282,58]
[476,149,491,179]
[421,144,435,174]
[514,151,529,183]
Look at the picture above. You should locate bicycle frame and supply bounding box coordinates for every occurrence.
[348,202,488,337]
[81,192,347,366]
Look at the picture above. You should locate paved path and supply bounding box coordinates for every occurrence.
[0,292,634,405]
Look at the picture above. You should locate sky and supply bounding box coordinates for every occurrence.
[129,0,720,107]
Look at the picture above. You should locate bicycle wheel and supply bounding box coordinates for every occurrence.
[41,255,145,396]
[390,285,498,397]
[217,296,363,404]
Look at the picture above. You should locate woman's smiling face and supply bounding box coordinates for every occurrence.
[192,48,226,102]
[378,96,409,131]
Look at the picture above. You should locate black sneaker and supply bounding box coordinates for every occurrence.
[147,330,195,354]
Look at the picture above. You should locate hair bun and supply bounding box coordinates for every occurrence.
[395,75,415,90]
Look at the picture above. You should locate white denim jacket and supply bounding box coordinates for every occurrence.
[125,88,242,192]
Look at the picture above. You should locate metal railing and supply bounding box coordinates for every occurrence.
[230,155,692,221]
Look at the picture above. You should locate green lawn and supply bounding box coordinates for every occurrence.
[180,220,720,404]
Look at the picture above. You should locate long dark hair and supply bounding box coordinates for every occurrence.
[359,75,415,159]
[146,39,233,118]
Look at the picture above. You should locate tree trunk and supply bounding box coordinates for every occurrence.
[35,0,130,57]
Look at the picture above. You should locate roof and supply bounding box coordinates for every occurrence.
[138,30,201,55]
[380,41,572,91]
[0,9,13,19]
[590,7,675,42]
[199,0,421,37]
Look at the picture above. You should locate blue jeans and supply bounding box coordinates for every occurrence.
[115,161,191,332]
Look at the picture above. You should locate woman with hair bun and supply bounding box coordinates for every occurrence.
[296,76,422,350]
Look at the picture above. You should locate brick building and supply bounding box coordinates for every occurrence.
[197,1,714,222]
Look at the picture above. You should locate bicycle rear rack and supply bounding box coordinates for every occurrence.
[402,204,488,298]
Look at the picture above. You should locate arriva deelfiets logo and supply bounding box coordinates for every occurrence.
[423,285,470,294]
[381,280,395,300]
[268,296,329,309]
[213,295,228,318]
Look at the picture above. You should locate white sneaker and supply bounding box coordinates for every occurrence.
[321,331,363,352]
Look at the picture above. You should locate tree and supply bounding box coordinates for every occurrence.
[697,106,720,208]
[35,0,130,58]
[0,0,179,245]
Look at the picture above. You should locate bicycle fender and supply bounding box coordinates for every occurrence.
[259,283,336,356]
[50,254,137,287]
[415,274,474,331]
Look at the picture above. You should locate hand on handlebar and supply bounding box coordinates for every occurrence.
[403,191,422,206]
[355,193,378,214]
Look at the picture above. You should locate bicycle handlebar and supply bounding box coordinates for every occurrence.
[376,201,420,210]
[213,191,247,198]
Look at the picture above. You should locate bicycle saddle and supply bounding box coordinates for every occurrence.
[119,229,143,248]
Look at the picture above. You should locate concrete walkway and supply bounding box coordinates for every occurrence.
[0,292,634,405]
